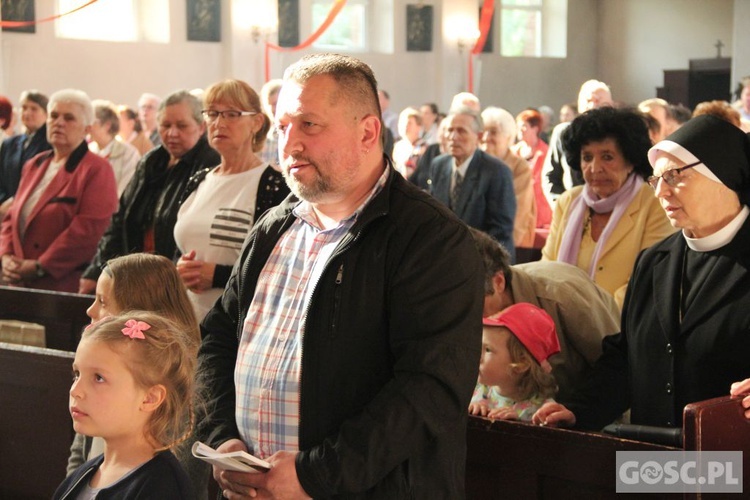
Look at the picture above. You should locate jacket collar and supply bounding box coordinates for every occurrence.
[34,139,89,173]
[145,134,212,169]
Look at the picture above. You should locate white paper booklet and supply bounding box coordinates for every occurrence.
[191,441,271,473]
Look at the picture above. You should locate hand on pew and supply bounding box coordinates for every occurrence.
[469,401,520,420]
[729,377,750,419]
[532,401,576,427]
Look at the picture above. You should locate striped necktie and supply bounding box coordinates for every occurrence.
[451,170,463,209]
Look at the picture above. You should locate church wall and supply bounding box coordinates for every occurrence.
[0,0,742,120]
[598,0,734,106]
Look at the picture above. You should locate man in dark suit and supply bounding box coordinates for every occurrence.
[429,106,517,261]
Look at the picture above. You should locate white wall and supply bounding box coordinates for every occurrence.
[732,0,750,90]
[471,0,599,116]
[269,0,599,117]
[0,0,743,119]
[0,0,599,116]
[598,0,734,106]
[0,0,229,107]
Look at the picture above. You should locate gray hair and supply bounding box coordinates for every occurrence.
[481,106,516,141]
[449,106,483,134]
[92,99,120,136]
[138,92,162,107]
[260,78,283,117]
[48,89,94,126]
[158,90,203,125]
[450,92,481,113]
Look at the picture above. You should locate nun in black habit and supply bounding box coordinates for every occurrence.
[533,114,750,430]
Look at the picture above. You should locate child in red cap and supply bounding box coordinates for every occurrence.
[469,302,560,421]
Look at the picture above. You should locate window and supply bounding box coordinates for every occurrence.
[500,0,566,58]
[311,0,368,51]
[56,0,169,43]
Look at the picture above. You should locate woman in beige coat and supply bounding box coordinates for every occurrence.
[481,106,536,248]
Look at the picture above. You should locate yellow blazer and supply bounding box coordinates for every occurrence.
[542,182,676,307]
[502,150,537,248]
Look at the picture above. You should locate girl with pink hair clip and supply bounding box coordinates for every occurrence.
[54,312,197,499]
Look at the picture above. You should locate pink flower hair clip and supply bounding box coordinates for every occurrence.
[122,319,151,340]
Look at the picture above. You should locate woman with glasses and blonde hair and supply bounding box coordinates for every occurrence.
[541,107,674,308]
[174,79,289,320]
[536,114,750,430]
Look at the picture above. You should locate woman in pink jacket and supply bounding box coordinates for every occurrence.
[0,89,117,292]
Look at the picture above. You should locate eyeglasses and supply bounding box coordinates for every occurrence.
[201,109,257,122]
[647,160,701,189]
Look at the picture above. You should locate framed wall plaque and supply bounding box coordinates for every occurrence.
[406,4,432,52]
[2,0,36,34]
[278,0,299,47]
[187,0,221,42]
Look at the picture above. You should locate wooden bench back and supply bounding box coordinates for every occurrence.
[465,416,674,499]
[466,396,750,499]
[0,343,74,499]
[0,286,91,351]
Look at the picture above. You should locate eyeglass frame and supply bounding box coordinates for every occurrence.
[201,109,258,121]
[647,160,702,189]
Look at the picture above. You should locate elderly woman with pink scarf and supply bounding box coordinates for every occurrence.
[542,107,675,307]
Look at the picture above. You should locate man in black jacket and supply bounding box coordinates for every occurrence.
[198,53,483,499]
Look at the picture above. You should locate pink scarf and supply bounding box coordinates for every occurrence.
[557,173,643,278]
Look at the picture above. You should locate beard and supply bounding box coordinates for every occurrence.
[282,160,333,203]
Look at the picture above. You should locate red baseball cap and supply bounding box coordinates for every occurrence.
[483,303,560,373]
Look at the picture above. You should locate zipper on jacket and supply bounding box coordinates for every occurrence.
[330,263,345,338]
[297,222,370,450]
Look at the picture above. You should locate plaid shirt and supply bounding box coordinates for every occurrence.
[235,167,389,458]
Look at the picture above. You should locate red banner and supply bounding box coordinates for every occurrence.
[264,0,347,81]
[468,0,495,93]
[0,0,99,28]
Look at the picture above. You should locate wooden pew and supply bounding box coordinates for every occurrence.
[466,396,750,499]
[683,395,750,493]
[4,323,745,499]
[0,285,91,351]
[0,343,74,500]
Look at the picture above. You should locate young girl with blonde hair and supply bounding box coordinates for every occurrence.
[67,253,208,497]
[55,312,196,498]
